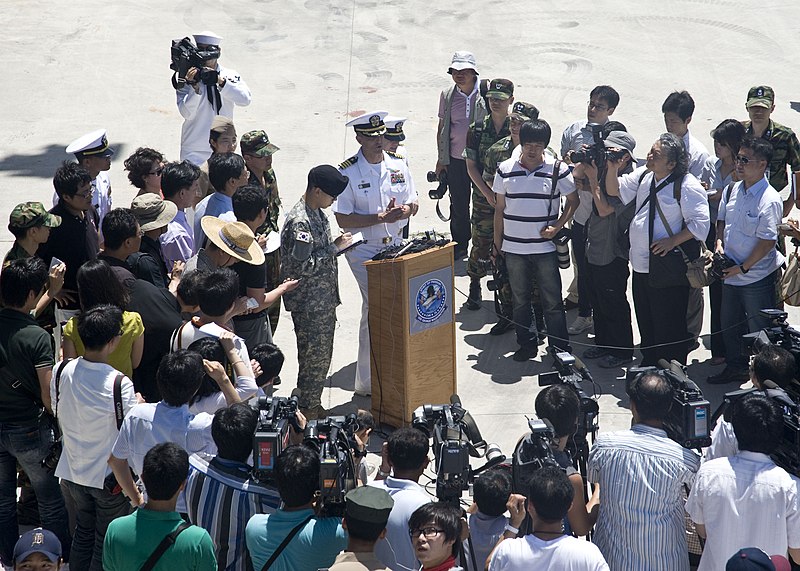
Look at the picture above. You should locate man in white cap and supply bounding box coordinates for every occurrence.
[176,31,251,166]
[436,51,487,258]
[56,128,115,227]
[334,111,418,397]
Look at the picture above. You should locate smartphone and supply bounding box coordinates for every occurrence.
[49,257,64,271]
[246,297,259,310]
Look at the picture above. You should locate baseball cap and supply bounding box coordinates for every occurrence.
[9,202,61,230]
[726,548,780,571]
[308,165,349,197]
[240,130,279,157]
[511,101,539,122]
[746,86,774,109]
[603,130,637,163]
[486,79,514,100]
[13,528,62,565]
[448,51,478,74]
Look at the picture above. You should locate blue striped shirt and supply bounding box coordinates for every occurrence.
[185,453,281,571]
[587,424,700,571]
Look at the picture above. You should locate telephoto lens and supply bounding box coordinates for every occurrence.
[556,243,570,269]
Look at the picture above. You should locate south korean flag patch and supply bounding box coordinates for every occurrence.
[296,230,311,243]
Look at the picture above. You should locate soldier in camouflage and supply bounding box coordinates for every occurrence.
[463,78,513,335]
[241,129,283,334]
[280,165,352,419]
[742,85,800,217]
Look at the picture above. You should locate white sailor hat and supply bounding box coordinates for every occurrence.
[193,31,223,46]
[383,116,407,141]
[65,129,115,159]
[346,111,388,137]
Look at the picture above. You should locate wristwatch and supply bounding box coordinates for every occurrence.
[377,468,391,477]
[739,264,749,274]
[504,524,520,535]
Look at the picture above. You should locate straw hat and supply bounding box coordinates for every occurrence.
[200,217,265,265]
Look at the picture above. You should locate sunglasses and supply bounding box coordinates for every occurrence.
[735,155,753,165]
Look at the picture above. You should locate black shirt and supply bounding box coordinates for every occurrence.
[129,235,169,288]
[98,254,137,294]
[37,202,100,310]
[232,259,267,322]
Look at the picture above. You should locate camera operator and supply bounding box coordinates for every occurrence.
[176,31,251,166]
[370,427,432,571]
[461,470,511,570]
[587,371,700,570]
[709,136,785,385]
[185,403,306,571]
[574,129,637,368]
[533,385,599,536]
[604,133,710,366]
[687,393,800,569]
[436,51,486,257]
[706,344,796,460]
[245,445,347,571]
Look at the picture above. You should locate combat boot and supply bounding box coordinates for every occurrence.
[463,279,481,310]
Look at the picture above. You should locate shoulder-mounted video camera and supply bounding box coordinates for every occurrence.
[538,351,600,446]
[251,396,301,483]
[170,37,221,89]
[744,309,800,402]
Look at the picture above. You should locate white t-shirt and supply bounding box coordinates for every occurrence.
[170,318,254,377]
[489,534,609,571]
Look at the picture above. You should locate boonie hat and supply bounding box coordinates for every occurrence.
[511,102,539,122]
[241,130,279,157]
[9,202,61,230]
[603,130,637,163]
[130,194,178,232]
[66,129,115,159]
[345,486,394,524]
[13,527,61,565]
[383,116,407,142]
[448,51,478,74]
[746,86,774,109]
[308,165,349,197]
[201,217,265,265]
[346,111,388,137]
[486,78,514,100]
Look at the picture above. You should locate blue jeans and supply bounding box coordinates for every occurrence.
[0,418,70,564]
[721,271,777,369]
[62,479,131,571]
[505,251,570,351]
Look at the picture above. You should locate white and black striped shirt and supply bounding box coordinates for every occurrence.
[493,155,575,255]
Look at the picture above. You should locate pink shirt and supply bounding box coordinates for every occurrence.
[439,85,478,160]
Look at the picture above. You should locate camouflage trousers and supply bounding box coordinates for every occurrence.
[292,305,336,409]
[265,249,281,334]
[467,186,513,316]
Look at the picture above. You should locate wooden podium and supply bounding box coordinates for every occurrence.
[365,243,457,427]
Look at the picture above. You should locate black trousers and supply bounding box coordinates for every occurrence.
[632,271,690,366]
[586,259,634,359]
[447,158,471,248]
[705,225,724,358]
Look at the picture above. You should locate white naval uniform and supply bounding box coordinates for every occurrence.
[334,149,417,393]
[176,64,251,165]
[52,171,113,229]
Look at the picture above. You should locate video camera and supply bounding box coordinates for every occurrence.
[511,417,560,495]
[251,396,301,483]
[412,395,505,505]
[303,414,360,517]
[627,360,711,449]
[570,123,623,171]
[744,309,800,401]
[170,37,221,88]
[427,170,449,200]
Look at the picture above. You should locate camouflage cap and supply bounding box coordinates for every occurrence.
[746,85,774,109]
[8,202,61,229]
[240,130,280,157]
[511,101,539,121]
[486,78,514,100]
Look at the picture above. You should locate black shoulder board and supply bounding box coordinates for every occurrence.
[339,155,358,169]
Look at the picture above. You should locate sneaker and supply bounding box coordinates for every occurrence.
[598,354,634,369]
[489,317,513,336]
[513,346,537,362]
[568,315,593,335]
[463,280,481,310]
[583,346,608,360]
[707,366,749,385]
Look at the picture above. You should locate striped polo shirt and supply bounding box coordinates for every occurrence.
[587,424,701,571]
[186,453,281,571]
[493,155,575,255]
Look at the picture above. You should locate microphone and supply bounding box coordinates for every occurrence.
[572,356,593,381]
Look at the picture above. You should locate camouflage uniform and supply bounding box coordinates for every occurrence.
[250,169,283,333]
[280,198,339,409]
[743,119,800,192]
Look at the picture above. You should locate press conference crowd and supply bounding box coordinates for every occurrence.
[1,33,800,571]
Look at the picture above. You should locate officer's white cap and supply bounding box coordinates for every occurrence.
[346,111,388,137]
[383,116,407,141]
[65,129,115,158]
[383,116,407,129]
[193,31,223,46]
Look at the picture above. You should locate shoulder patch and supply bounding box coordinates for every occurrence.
[338,155,358,169]
[386,150,404,159]
[295,230,311,243]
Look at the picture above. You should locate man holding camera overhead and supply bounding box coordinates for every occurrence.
[708,136,784,385]
[175,31,251,166]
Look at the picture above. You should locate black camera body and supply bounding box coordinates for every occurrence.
[511,418,560,494]
[570,123,609,170]
[538,352,600,445]
[412,395,504,504]
[627,360,711,449]
[303,415,360,517]
[745,309,800,403]
[251,396,301,482]
[709,252,737,282]
[427,170,449,200]
[170,37,221,87]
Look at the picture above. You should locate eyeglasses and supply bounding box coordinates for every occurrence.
[72,191,92,199]
[148,168,163,176]
[409,527,444,539]
[587,100,608,111]
[735,155,752,165]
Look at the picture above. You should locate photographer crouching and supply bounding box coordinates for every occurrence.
[172,31,251,165]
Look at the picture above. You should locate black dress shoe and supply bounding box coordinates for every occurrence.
[707,366,749,385]
[513,346,537,362]
[563,297,579,311]
[489,317,513,336]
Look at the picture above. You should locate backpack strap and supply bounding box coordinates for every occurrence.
[139,522,192,571]
[52,359,72,419]
[113,374,124,431]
